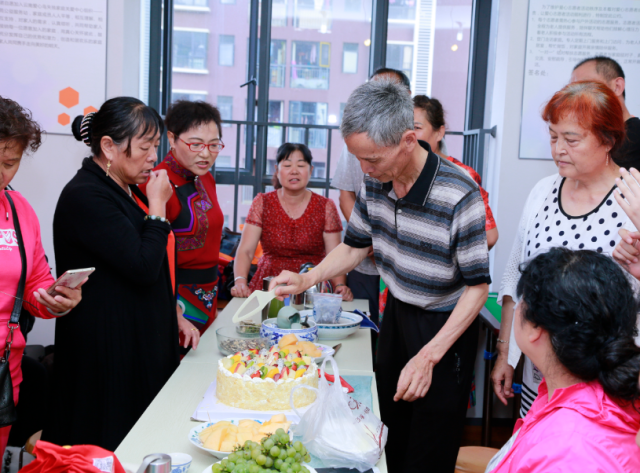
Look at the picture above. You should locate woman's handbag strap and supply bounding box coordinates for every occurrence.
[4,191,27,342]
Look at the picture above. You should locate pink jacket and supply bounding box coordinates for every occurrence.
[491,379,640,473]
[0,190,55,402]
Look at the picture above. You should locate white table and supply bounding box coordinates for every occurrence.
[115,298,387,472]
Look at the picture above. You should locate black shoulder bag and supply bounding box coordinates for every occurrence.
[0,191,25,426]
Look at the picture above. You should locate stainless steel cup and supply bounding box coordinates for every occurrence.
[137,454,171,473]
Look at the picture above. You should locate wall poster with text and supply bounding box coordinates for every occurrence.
[520,0,640,160]
[0,0,107,135]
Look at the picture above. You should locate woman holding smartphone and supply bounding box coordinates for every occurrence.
[0,97,82,457]
[45,97,179,451]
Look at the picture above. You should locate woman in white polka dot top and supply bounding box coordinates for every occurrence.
[492,81,637,418]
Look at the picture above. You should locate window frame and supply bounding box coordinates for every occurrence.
[342,42,358,74]
[147,0,490,231]
[218,34,235,67]
[173,27,210,73]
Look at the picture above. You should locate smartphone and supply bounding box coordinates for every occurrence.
[46,268,95,297]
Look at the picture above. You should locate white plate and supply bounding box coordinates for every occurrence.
[202,462,317,473]
[189,419,294,459]
[313,343,335,362]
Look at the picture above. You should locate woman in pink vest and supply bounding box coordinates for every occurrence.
[0,97,83,456]
[486,247,640,473]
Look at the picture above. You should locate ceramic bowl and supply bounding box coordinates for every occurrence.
[301,310,363,340]
[169,453,192,473]
[260,318,318,346]
[216,326,270,356]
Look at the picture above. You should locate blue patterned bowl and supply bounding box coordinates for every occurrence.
[301,310,363,340]
[169,453,192,473]
[260,318,318,346]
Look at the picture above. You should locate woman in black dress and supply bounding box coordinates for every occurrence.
[44,97,180,450]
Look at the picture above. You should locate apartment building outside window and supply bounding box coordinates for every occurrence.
[219,35,235,66]
[173,29,209,71]
[291,41,330,89]
[342,43,358,74]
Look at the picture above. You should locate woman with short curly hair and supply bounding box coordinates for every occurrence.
[0,96,82,456]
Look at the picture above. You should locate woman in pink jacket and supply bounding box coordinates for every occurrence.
[0,97,83,456]
[486,247,640,473]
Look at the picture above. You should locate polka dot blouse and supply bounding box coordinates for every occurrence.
[526,176,631,262]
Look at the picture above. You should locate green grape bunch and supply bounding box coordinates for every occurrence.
[211,428,312,473]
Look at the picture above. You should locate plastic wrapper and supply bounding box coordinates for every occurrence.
[312,293,342,324]
[290,357,388,472]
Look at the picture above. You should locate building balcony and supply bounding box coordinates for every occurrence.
[270,64,286,87]
[289,128,327,149]
[290,65,329,89]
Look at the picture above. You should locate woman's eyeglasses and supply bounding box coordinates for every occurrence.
[179,137,225,152]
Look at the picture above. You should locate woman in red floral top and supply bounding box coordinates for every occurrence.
[232,143,353,300]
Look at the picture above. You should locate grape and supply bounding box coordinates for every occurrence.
[264,456,274,468]
[212,464,223,473]
[274,459,284,470]
[294,453,301,462]
[279,434,290,445]
[255,454,266,466]
[285,457,294,465]
[275,428,286,437]
[249,466,260,473]
[279,450,287,460]
[300,468,310,473]
[303,454,311,463]
[264,438,274,450]
[236,458,246,465]
[287,448,296,458]
[299,446,307,456]
[226,462,236,471]
[251,449,261,460]
[243,450,252,460]
[291,464,301,473]
[292,441,302,452]
[270,446,280,458]
[228,453,238,463]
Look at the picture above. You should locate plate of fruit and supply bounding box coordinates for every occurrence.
[202,431,315,473]
[190,415,294,459]
[275,334,335,363]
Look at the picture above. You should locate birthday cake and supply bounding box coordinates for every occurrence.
[216,345,319,411]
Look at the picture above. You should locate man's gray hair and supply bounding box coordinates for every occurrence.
[340,78,414,147]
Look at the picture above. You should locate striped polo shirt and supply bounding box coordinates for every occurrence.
[344,141,491,311]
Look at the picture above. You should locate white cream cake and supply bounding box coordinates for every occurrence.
[216,345,319,411]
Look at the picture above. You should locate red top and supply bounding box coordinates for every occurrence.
[246,191,343,292]
[141,152,224,271]
[446,156,496,231]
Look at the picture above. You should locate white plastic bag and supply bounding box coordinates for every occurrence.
[289,357,388,472]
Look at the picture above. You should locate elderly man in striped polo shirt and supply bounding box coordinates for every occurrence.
[272,78,490,473]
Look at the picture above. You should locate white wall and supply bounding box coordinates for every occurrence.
[486,0,557,288]
[11,0,142,346]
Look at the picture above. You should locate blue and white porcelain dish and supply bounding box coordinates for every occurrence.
[260,318,318,345]
[168,453,192,473]
[300,310,363,340]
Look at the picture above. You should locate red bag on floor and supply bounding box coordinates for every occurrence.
[20,440,126,473]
